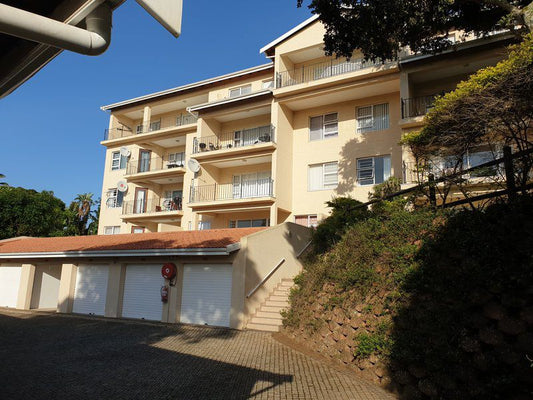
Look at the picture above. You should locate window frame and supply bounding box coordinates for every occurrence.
[356,103,390,134]
[106,188,123,208]
[104,226,120,235]
[229,84,252,98]
[356,155,391,186]
[308,161,339,191]
[294,214,318,228]
[309,112,338,141]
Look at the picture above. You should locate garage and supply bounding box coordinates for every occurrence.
[72,264,109,316]
[180,264,233,327]
[0,265,22,308]
[122,264,164,321]
[30,265,61,309]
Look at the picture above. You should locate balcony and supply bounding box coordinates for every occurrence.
[103,114,197,141]
[276,57,384,88]
[192,125,275,158]
[189,178,274,208]
[121,197,183,223]
[124,154,185,185]
[401,95,437,119]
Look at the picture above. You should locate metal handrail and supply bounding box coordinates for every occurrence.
[192,125,275,154]
[276,57,386,88]
[401,95,437,119]
[122,197,183,215]
[246,258,286,298]
[125,153,185,175]
[189,178,274,203]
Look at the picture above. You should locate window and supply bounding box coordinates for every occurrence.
[131,226,145,234]
[229,84,252,98]
[105,188,124,208]
[295,215,318,228]
[356,103,389,133]
[104,226,120,235]
[310,113,338,141]
[308,162,338,191]
[111,151,127,171]
[232,172,272,198]
[229,219,269,228]
[136,124,143,134]
[262,80,274,89]
[357,155,391,185]
[167,152,185,167]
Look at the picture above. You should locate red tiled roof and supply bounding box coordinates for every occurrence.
[0,228,265,255]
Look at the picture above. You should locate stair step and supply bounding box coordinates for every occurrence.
[255,310,283,318]
[269,295,289,302]
[247,323,280,332]
[272,289,290,296]
[265,300,289,307]
[261,305,287,313]
[279,281,294,287]
[250,316,283,325]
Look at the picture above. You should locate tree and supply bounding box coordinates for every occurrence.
[0,174,7,186]
[87,198,100,235]
[297,1,533,60]
[402,35,533,200]
[65,193,96,236]
[0,187,66,239]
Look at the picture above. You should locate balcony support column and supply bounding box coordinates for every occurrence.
[142,106,152,132]
[269,204,278,227]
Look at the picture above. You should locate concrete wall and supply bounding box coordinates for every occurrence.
[235,222,311,329]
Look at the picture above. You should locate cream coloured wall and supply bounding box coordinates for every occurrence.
[207,71,273,103]
[289,92,402,220]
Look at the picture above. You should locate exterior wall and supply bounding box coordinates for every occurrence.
[234,222,311,329]
[290,92,402,220]
[207,71,273,103]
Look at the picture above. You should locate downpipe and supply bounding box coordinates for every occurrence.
[0,3,112,56]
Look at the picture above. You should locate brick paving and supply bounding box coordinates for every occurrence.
[0,309,396,400]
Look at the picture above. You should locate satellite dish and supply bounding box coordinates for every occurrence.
[117,180,129,193]
[120,147,131,157]
[188,158,200,173]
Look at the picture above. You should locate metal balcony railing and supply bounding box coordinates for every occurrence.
[276,57,384,88]
[122,197,183,215]
[125,153,185,175]
[401,95,437,119]
[103,114,197,140]
[189,178,274,203]
[192,125,275,154]
[104,126,132,140]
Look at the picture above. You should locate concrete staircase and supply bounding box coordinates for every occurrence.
[246,278,293,332]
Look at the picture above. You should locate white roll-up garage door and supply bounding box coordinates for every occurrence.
[122,264,164,321]
[0,265,22,308]
[180,264,233,328]
[73,264,109,316]
[31,265,61,310]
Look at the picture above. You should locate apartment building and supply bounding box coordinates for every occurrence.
[98,15,513,235]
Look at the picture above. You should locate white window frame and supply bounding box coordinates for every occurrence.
[295,214,318,228]
[308,162,338,191]
[104,226,120,235]
[262,79,274,89]
[309,113,338,141]
[356,103,389,133]
[111,152,127,171]
[356,155,391,186]
[149,120,161,132]
[229,84,252,98]
[106,188,123,208]
[167,152,185,167]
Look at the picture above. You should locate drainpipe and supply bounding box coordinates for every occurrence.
[0,3,112,56]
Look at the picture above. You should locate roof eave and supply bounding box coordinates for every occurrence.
[101,64,274,112]
[0,244,241,259]
[259,14,320,55]
[187,89,272,113]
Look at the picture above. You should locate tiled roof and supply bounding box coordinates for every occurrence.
[0,228,265,255]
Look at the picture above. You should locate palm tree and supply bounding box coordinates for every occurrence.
[73,193,94,235]
[0,174,7,186]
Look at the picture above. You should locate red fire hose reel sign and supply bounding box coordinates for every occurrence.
[161,263,177,280]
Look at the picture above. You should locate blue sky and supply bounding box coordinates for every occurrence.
[0,1,312,205]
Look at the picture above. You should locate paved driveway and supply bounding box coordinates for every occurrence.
[0,310,395,400]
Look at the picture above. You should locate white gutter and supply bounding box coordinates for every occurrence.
[0,245,240,259]
[0,3,112,56]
